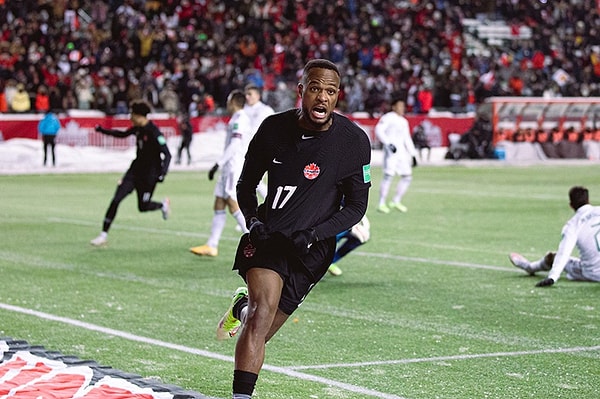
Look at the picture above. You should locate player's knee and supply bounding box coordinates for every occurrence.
[244,302,276,335]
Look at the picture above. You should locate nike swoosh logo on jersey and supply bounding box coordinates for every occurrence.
[272,158,283,164]
[301,134,315,140]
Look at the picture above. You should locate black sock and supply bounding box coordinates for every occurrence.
[232,296,248,320]
[233,369,258,396]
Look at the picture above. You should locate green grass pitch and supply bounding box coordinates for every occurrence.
[1,164,599,399]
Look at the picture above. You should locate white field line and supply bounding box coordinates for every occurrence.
[47,217,241,242]
[0,302,408,399]
[288,345,600,370]
[47,216,517,271]
[350,250,515,272]
[0,222,600,399]
[1,248,573,350]
[2,302,599,398]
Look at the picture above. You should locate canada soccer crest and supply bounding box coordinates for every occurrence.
[303,163,320,180]
[243,242,256,258]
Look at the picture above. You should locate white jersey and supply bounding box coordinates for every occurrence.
[218,109,252,172]
[375,111,417,176]
[244,101,275,135]
[214,109,251,200]
[548,204,600,282]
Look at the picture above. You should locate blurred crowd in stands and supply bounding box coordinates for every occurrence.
[495,126,600,160]
[1,0,599,118]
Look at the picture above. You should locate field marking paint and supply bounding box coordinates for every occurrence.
[47,217,240,242]
[0,302,409,399]
[352,251,515,272]
[411,187,564,201]
[289,345,600,370]
[46,217,518,272]
[0,249,232,298]
[1,249,579,349]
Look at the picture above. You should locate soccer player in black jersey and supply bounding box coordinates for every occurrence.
[90,100,171,246]
[216,59,372,398]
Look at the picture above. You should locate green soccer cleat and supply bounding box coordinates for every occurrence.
[328,263,343,276]
[389,202,408,212]
[216,286,248,340]
[376,204,390,214]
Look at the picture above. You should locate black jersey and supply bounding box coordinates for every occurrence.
[237,109,371,240]
[100,121,171,177]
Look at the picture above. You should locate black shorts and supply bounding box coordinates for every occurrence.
[233,233,335,315]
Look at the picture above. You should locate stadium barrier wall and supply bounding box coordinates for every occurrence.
[0,112,475,148]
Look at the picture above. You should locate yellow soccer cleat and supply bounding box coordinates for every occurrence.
[190,244,218,257]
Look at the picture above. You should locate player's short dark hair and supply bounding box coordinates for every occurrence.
[228,89,246,108]
[390,93,405,106]
[130,100,151,116]
[302,59,340,82]
[569,186,589,210]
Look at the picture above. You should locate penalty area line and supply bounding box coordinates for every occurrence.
[0,302,409,399]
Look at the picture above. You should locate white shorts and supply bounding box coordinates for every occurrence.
[214,166,241,200]
[383,153,412,176]
[565,258,600,282]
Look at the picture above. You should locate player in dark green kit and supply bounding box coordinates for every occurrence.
[215,59,371,399]
[90,100,171,246]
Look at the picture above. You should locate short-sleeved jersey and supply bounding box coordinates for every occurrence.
[548,204,600,282]
[100,121,171,177]
[218,109,252,173]
[237,109,371,241]
[243,101,275,135]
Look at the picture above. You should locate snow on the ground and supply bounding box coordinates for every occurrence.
[0,131,226,175]
[0,130,397,176]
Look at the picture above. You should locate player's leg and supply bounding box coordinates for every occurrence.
[563,257,599,281]
[207,197,228,246]
[377,174,393,213]
[90,173,135,245]
[334,235,363,262]
[390,174,412,212]
[509,251,554,275]
[135,175,163,212]
[190,196,226,256]
[233,268,285,397]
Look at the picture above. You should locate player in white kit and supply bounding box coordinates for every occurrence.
[190,90,251,257]
[374,96,417,214]
[510,186,600,286]
[244,83,275,199]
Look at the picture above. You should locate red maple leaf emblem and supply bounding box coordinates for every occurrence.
[303,163,320,180]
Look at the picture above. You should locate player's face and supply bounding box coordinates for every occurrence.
[392,101,405,115]
[298,67,340,131]
[245,89,260,105]
[130,113,145,127]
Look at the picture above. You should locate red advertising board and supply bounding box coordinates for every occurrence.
[0,113,474,148]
